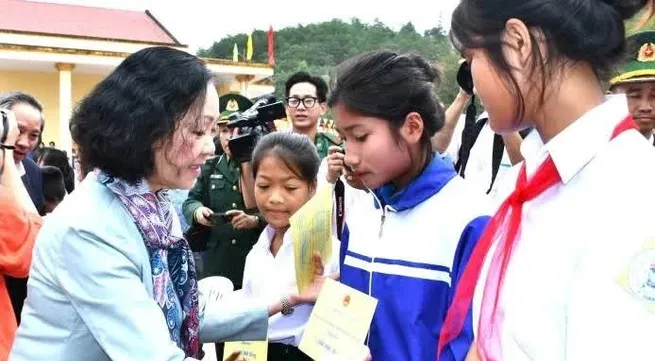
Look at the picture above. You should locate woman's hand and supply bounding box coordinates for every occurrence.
[224,351,245,361]
[291,252,339,305]
[194,206,214,227]
[227,210,259,230]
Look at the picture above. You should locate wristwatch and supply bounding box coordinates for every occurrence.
[281,296,294,316]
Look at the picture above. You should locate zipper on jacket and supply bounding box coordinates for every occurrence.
[378,210,386,239]
[365,191,388,346]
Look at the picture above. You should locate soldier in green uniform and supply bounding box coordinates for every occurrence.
[183,92,265,285]
[610,30,655,144]
[284,71,342,158]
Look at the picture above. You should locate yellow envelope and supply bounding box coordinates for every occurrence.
[290,183,334,293]
[223,340,268,361]
[299,278,378,361]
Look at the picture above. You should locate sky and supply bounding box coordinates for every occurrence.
[31,0,459,52]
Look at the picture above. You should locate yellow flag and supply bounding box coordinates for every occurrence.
[291,183,334,293]
[246,33,253,61]
[233,43,238,62]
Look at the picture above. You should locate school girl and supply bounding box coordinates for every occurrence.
[439,1,655,360]
[330,51,491,361]
[241,132,340,361]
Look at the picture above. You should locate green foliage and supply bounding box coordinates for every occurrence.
[198,19,463,105]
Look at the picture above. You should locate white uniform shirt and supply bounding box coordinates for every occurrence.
[445,113,513,195]
[242,226,340,346]
[472,95,655,360]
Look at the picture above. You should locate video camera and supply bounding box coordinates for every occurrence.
[226,95,286,163]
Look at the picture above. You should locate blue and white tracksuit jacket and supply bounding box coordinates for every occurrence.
[339,155,491,361]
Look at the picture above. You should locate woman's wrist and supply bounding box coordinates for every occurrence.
[287,293,300,307]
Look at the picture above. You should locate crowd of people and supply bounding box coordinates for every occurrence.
[1,0,655,360]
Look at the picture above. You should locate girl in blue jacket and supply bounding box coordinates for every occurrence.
[329,50,490,361]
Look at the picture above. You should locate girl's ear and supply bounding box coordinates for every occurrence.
[503,18,534,71]
[399,112,425,146]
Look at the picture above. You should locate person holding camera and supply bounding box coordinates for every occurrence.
[0,108,42,359]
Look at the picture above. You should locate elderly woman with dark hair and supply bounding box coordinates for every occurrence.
[9,47,327,361]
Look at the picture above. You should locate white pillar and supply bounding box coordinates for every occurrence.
[235,75,254,97]
[55,63,75,156]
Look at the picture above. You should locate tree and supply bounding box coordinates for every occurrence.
[199,18,462,105]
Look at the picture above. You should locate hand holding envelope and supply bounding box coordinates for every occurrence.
[290,184,335,294]
[294,252,339,304]
[299,278,378,361]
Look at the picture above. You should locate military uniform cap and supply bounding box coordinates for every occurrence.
[610,30,655,87]
[218,93,254,124]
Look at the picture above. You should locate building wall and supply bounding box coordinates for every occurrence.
[0,70,105,145]
[217,82,274,98]
[0,70,59,143]
[1,69,274,146]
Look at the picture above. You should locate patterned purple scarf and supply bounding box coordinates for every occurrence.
[100,172,200,357]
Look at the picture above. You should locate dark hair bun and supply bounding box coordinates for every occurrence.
[600,0,649,20]
[407,54,441,85]
[329,50,445,145]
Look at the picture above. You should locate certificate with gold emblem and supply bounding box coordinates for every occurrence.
[299,278,378,360]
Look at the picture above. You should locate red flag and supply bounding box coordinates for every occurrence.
[267,25,275,66]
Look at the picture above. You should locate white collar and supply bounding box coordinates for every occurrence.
[254,225,291,254]
[520,95,631,184]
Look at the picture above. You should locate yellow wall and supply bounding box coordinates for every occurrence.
[0,70,58,143]
[0,70,105,146]
[73,74,105,105]
[217,82,242,95]
[0,70,268,146]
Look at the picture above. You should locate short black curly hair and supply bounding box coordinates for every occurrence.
[70,46,213,183]
[285,72,328,103]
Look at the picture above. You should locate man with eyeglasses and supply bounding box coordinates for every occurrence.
[284,72,341,159]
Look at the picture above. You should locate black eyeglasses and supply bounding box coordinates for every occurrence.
[286,97,319,108]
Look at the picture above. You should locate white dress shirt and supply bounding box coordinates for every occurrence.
[472,95,655,360]
[242,226,340,347]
